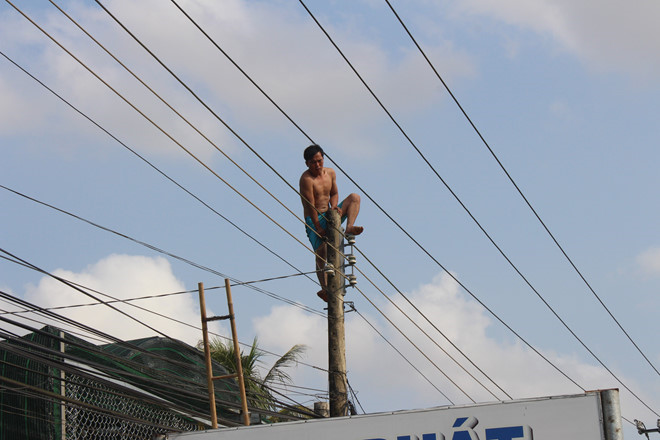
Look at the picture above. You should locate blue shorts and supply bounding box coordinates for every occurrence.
[305,201,346,251]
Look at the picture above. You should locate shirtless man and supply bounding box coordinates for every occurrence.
[299,144,363,301]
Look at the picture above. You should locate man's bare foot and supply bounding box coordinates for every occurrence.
[346,225,364,235]
[317,290,328,302]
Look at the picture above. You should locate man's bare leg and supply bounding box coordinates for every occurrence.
[315,244,328,302]
[341,193,364,236]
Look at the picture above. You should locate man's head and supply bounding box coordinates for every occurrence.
[304,144,324,162]
[304,144,324,175]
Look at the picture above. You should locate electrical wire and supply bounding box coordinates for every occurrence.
[0,269,317,317]
[4,0,323,281]
[296,0,659,417]
[347,254,508,401]
[347,379,365,414]
[0,317,313,422]
[0,252,329,378]
[0,17,338,410]
[3,0,636,418]
[94,0,600,408]
[383,0,660,380]
[88,0,352,269]
[349,284,468,403]
[47,0,328,255]
[0,39,369,404]
[349,305,451,404]
[161,0,514,401]
[0,247,179,342]
[0,49,321,303]
[0,183,324,317]
[2,250,457,416]
[0,249,338,414]
[36,0,591,412]
[160,0,592,402]
[0,323,224,414]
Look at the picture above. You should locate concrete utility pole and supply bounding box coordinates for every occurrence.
[325,209,348,417]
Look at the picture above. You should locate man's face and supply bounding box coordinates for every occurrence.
[306,152,324,175]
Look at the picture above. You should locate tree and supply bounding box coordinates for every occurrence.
[202,337,307,414]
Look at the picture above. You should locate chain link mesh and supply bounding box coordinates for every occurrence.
[63,373,202,440]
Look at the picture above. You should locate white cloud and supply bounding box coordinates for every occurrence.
[19,254,223,345]
[636,247,660,277]
[1,0,474,161]
[452,0,660,78]
[0,1,237,162]
[251,271,654,420]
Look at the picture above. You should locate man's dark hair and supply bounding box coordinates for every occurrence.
[304,144,324,161]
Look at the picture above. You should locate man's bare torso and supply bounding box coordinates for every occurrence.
[300,167,335,216]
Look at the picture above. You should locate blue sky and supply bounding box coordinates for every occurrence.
[1,0,659,437]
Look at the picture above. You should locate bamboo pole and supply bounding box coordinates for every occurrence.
[198,282,218,429]
[225,278,250,426]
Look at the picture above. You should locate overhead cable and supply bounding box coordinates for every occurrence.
[383,0,660,379]
[166,0,586,403]
[0,317,309,421]
[163,0,510,402]
[0,247,177,342]
[0,49,320,299]
[0,248,330,376]
[6,0,602,411]
[5,3,463,402]
[296,0,658,417]
[5,0,320,273]
[48,0,329,255]
[350,305,453,404]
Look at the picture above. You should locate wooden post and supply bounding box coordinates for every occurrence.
[225,279,250,426]
[198,282,219,429]
[314,401,330,418]
[60,330,66,440]
[199,280,251,428]
[326,209,348,417]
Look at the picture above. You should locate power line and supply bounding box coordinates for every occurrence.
[296,0,659,417]
[3,0,636,416]
[349,283,471,403]
[2,4,465,402]
[0,286,327,423]
[0,243,331,378]
[146,0,600,405]
[46,0,328,252]
[383,0,660,380]
[349,252,509,400]
[0,49,321,302]
[84,0,642,414]
[5,0,321,278]
[0,247,179,342]
[162,0,513,401]
[88,0,351,265]
[349,305,452,404]
[0,248,331,383]
[0,316,314,422]
[166,0,583,403]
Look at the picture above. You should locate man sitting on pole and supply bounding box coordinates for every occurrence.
[299,144,363,302]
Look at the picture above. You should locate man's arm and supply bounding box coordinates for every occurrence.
[328,169,339,212]
[299,173,324,233]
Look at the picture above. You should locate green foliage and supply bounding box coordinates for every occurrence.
[202,337,307,414]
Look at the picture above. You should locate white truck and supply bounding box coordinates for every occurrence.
[166,389,622,440]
